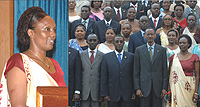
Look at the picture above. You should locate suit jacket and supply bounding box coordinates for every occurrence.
[134,44,168,97]
[71,18,96,39]
[94,19,121,43]
[101,51,134,102]
[136,1,151,20]
[80,49,104,101]
[128,31,161,53]
[68,47,82,106]
[183,7,200,27]
[111,8,127,22]
[149,17,163,32]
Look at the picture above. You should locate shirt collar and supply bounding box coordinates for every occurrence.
[81,18,89,23]
[147,43,155,49]
[140,30,145,36]
[130,2,137,7]
[115,50,124,56]
[114,7,121,12]
[88,48,97,53]
[104,19,112,25]
[152,16,159,22]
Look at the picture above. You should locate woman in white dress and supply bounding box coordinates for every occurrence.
[97,27,116,54]
[166,29,180,59]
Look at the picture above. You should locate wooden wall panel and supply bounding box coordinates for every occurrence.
[0,1,14,79]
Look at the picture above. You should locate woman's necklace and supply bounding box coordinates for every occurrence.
[180,52,189,60]
[29,49,50,69]
[76,39,84,44]
[105,41,113,46]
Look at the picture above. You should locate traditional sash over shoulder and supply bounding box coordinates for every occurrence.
[0,53,58,107]
[167,54,196,107]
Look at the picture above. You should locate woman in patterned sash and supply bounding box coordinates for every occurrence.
[167,34,199,107]
[0,7,66,107]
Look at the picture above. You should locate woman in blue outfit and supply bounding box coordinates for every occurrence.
[69,24,88,53]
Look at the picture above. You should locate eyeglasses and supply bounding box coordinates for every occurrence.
[164,18,172,21]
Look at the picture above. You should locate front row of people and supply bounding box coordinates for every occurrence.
[70,27,199,107]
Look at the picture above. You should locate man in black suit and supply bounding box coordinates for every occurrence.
[134,27,168,107]
[101,34,135,107]
[136,0,151,19]
[111,0,127,22]
[68,47,82,107]
[94,6,121,43]
[128,15,161,54]
[71,5,96,39]
[149,3,163,32]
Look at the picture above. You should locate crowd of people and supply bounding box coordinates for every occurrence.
[69,0,200,107]
[1,0,200,107]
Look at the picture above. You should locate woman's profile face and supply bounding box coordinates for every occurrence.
[105,29,115,42]
[174,6,184,17]
[127,8,136,20]
[187,15,196,27]
[75,26,86,40]
[31,16,56,51]
[163,15,173,26]
[178,37,190,51]
[167,31,176,44]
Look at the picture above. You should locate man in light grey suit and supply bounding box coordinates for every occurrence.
[183,0,200,26]
[80,34,104,107]
[134,27,168,107]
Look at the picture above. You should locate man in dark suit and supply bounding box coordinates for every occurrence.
[80,34,104,107]
[149,4,163,31]
[94,6,121,43]
[128,15,161,54]
[101,34,135,107]
[111,0,127,22]
[71,5,96,39]
[136,0,151,20]
[134,27,168,107]
[68,47,82,107]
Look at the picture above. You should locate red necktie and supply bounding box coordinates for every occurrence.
[117,9,121,21]
[90,51,94,64]
[154,19,156,28]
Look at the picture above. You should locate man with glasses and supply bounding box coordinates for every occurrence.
[101,34,135,107]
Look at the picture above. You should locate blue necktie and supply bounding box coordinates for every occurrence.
[118,53,122,64]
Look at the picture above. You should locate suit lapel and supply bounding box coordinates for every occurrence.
[83,50,92,66]
[121,51,128,66]
[91,50,101,66]
[87,19,92,31]
[152,44,160,63]
[157,17,162,29]
[149,17,156,29]
[138,31,146,43]
[111,51,120,64]
[142,45,151,63]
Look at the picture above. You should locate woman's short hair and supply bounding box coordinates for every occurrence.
[105,27,117,35]
[162,15,174,28]
[75,23,86,31]
[17,6,47,45]
[167,29,178,37]
[186,13,196,21]
[122,23,132,29]
[91,0,103,8]
[174,3,184,11]
[178,34,192,49]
